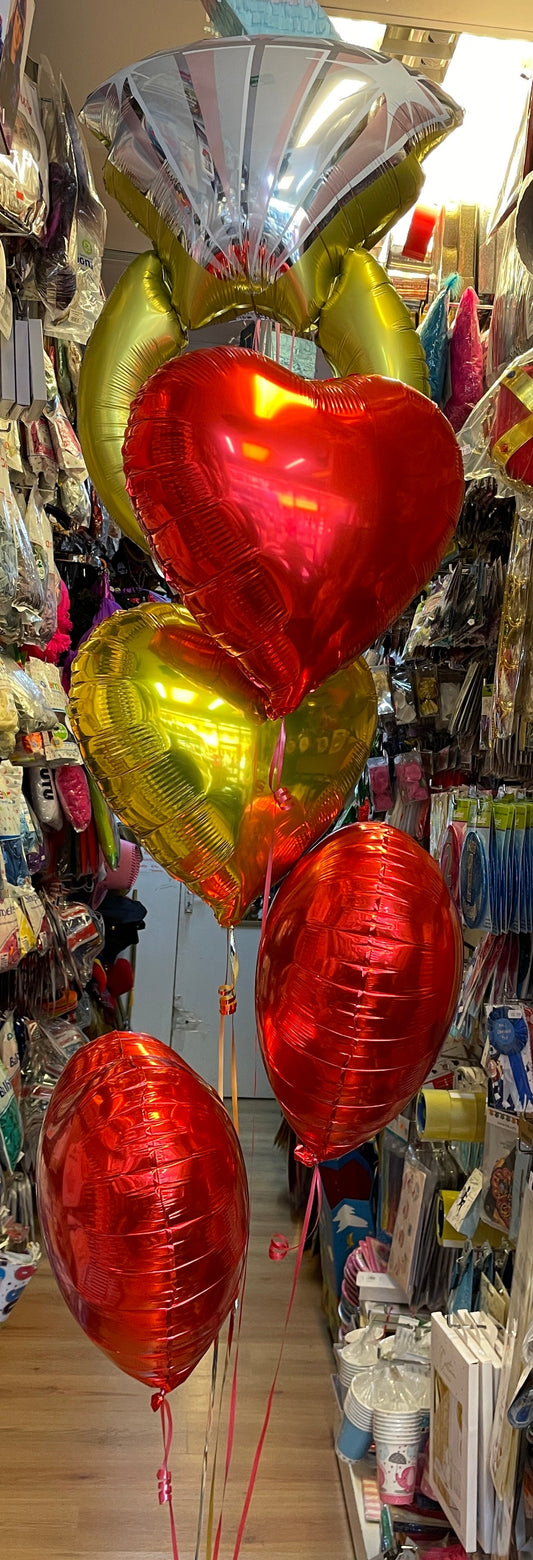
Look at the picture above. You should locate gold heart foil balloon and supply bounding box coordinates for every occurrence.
[69,603,376,926]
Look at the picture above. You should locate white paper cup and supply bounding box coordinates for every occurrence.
[346,1383,373,1433]
[373,1412,422,1506]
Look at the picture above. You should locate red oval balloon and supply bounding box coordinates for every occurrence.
[37,1033,249,1392]
[124,349,464,718]
[255,823,463,1161]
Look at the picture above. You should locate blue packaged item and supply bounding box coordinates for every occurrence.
[486,1004,533,1113]
[460,798,492,930]
[418,275,457,403]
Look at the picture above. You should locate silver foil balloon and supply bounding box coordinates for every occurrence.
[81,35,462,293]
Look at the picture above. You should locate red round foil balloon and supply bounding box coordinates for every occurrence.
[123,348,464,719]
[37,1033,249,1392]
[255,823,463,1161]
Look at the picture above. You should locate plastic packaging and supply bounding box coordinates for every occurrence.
[36,58,78,319]
[55,765,91,832]
[487,216,533,384]
[444,287,484,432]
[418,276,457,404]
[395,750,429,803]
[54,82,107,344]
[0,1056,22,1172]
[371,665,393,718]
[0,75,48,238]
[391,665,416,724]
[367,755,393,813]
[460,350,533,493]
[0,654,57,734]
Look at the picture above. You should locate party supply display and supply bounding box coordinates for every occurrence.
[37,1031,249,1393]
[69,601,376,925]
[77,36,462,537]
[124,350,464,718]
[255,822,463,1160]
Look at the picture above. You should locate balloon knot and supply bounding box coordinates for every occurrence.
[274,786,292,812]
[157,1465,172,1505]
[294,1144,317,1167]
[218,982,237,1016]
[151,1390,166,1413]
[269,1234,290,1261]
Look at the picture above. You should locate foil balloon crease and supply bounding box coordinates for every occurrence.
[68,601,377,925]
[255,823,463,1162]
[123,350,464,719]
[37,1032,249,1393]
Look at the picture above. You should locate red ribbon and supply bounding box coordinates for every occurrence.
[229,1165,320,1560]
[151,1392,180,1560]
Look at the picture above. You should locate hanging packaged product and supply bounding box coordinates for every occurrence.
[367,756,393,814]
[0,1056,22,1173]
[36,57,78,320]
[460,796,493,930]
[444,286,484,433]
[0,75,48,238]
[370,664,394,718]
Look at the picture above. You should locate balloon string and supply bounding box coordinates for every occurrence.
[231,1015,239,1135]
[151,1393,180,1560]
[289,332,295,372]
[252,319,261,352]
[204,1303,237,1560]
[269,1174,321,1261]
[194,1336,220,1560]
[260,719,287,949]
[229,1166,320,1560]
[208,1268,248,1560]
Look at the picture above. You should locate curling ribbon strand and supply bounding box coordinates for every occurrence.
[229,1166,320,1560]
[193,1335,220,1560]
[151,1392,180,1560]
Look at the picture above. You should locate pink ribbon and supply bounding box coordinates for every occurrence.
[151,1392,180,1560]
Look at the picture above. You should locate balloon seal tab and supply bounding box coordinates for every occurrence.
[294,1144,317,1167]
[151,1390,166,1412]
[219,982,237,1017]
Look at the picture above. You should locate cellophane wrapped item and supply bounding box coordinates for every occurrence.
[24,487,59,649]
[460,349,533,493]
[0,652,57,734]
[490,494,533,741]
[0,75,48,239]
[487,215,533,384]
[36,57,78,319]
[51,82,106,344]
[444,287,484,432]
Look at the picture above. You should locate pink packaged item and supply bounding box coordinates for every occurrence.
[55,766,92,832]
[444,287,484,432]
[103,840,142,894]
[367,756,393,813]
[395,751,429,803]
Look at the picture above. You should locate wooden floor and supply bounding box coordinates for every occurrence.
[2,1100,352,1560]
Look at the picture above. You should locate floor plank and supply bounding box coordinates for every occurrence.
[2,1100,352,1559]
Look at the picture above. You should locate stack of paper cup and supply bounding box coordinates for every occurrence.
[336,1378,374,1463]
[335,1341,371,1403]
[373,1409,422,1505]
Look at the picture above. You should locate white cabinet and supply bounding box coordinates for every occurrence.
[132,859,273,1098]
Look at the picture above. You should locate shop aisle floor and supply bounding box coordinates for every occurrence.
[2,1098,352,1560]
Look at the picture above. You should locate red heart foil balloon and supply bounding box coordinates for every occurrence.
[124,349,464,718]
[37,1033,249,1393]
[255,822,463,1161]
